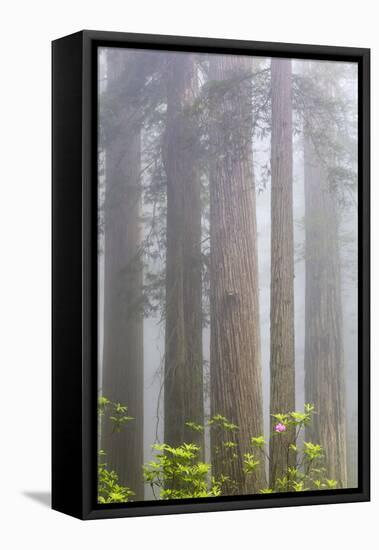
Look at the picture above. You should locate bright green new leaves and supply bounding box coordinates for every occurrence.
[98,400,339,503]
[223,441,238,449]
[243,404,339,493]
[207,414,239,432]
[185,421,204,433]
[143,442,223,499]
[303,441,323,460]
[98,451,135,504]
[325,479,338,489]
[98,396,134,433]
[243,453,260,474]
[271,403,315,431]
[97,397,135,504]
[98,396,110,414]
[251,436,266,449]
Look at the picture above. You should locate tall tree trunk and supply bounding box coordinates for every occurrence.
[269,58,296,486]
[209,56,265,494]
[303,131,347,487]
[163,55,204,454]
[101,50,144,499]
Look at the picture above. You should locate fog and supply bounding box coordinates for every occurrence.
[97,48,358,501]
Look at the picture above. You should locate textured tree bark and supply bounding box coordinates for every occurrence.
[303,132,347,487]
[101,50,144,499]
[209,55,265,494]
[163,54,204,454]
[269,58,296,486]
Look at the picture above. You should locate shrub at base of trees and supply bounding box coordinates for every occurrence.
[98,398,339,503]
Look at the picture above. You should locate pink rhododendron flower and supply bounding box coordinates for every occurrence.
[274,422,286,433]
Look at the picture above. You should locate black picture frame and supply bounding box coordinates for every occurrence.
[52,30,370,520]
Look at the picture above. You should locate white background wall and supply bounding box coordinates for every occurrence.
[0,1,375,548]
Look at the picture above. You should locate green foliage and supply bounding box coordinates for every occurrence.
[97,397,135,503]
[185,421,204,433]
[143,413,243,499]
[244,404,339,493]
[98,396,110,416]
[303,441,323,461]
[143,443,223,499]
[98,395,134,433]
[271,402,315,430]
[251,436,266,449]
[223,441,238,449]
[325,479,338,489]
[98,399,339,503]
[207,414,239,432]
[243,453,260,474]
[98,451,135,504]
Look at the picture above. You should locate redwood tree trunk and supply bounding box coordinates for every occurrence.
[209,56,265,494]
[101,50,144,499]
[303,132,347,487]
[163,54,204,453]
[269,58,296,486]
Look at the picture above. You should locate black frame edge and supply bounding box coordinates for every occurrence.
[359,47,370,502]
[84,29,369,59]
[52,31,86,519]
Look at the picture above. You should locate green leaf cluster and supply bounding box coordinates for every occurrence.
[243,404,339,493]
[98,396,134,433]
[98,451,135,504]
[271,403,315,430]
[98,399,340,502]
[143,442,224,499]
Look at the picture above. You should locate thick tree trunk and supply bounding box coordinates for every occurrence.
[209,56,265,494]
[163,55,204,453]
[303,132,347,487]
[101,50,144,499]
[269,58,296,486]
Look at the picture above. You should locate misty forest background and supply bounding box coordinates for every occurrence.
[97,47,358,502]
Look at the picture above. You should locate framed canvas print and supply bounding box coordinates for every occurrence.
[52,30,370,519]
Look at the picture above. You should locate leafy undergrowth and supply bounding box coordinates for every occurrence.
[98,398,339,503]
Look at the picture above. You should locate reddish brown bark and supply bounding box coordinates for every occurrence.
[163,54,204,453]
[269,58,296,486]
[209,55,265,494]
